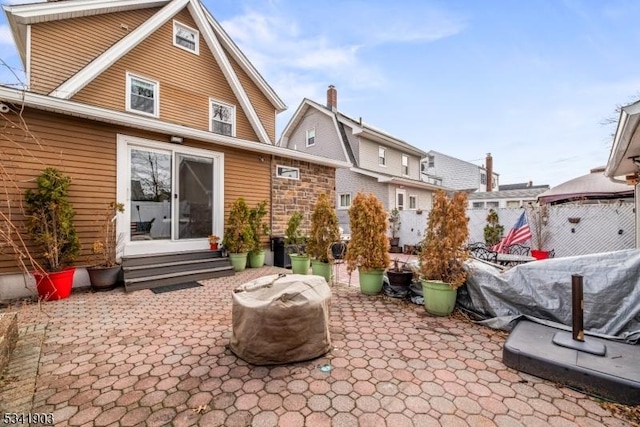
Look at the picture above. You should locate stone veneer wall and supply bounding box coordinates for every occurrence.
[271,156,336,237]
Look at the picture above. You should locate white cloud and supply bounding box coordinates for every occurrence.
[0,24,15,45]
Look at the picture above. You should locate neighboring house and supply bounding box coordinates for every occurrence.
[0,0,349,292]
[421,151,499,193]
[469,182,550,209]
[279,85,442,232]
[605,99,640,247]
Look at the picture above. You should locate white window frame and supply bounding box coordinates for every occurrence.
[402,154,409,176]
[209,99,236,137]
[486,201,500,208]
[379,146,386,167]
[396,189,406,211]
[338,193,351,209]
[408,195,417,210]
[306,128,316,147]
[173,20,199,55]
[472,201,485,208]
[427,155,435,168]
[276,165,299,180]
[480,173,487,185]
[126,72,159,118]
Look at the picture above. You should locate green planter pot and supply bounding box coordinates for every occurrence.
[229,253,248,272]
[421,279,457,316]
[358,268,385,295]
[290,254,310,275]
[311,260,332,283]
[248,250,265,268]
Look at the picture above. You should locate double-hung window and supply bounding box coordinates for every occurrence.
[210,100,235,136]
[402,155,409,176]
[306,128,315,147]
[409,195,417,210]
[126,73,158,117]
[173,21,199,54]
[379,147,386,166]
[339,193,351,209]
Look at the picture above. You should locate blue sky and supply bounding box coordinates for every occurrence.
[2,0,640,187]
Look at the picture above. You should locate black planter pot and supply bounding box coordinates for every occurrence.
[386,270,413,288]
[389,237,400,247]
[87,265,121,291]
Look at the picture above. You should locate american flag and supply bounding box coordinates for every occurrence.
[494,212,532,253]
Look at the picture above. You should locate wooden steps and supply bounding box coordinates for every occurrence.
[121,250,234,292]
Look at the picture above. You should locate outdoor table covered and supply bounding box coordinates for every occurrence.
[229,273,332,365]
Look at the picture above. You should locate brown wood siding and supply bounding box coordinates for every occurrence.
[29,8,160,95]
[225,50,277,142]
[0,107,271,273]
[72,7,269,142]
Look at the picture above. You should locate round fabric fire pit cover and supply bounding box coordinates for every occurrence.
[229,273,332,365]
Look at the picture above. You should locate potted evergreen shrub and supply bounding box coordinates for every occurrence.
[285,211,310,274]
[483,208,504,247]
[307,194,340,282]
[248,200,269,268]
[345,193,390,295]
[420,190,469,316]
[87,201,125,291]
[24,167,81,300]
[223,198,254,271]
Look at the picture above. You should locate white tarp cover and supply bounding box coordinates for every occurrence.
[457,249,640,344]
[230,274,332,365]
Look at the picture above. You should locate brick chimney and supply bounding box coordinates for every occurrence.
[485,153,493,192]
[327,85,337,111]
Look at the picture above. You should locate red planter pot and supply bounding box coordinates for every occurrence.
[531,250,549,260]
[34,268,76,301]
[210,243,219,250]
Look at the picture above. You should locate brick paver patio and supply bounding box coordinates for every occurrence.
[1,265,634,426]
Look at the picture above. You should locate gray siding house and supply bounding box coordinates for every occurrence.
[421,150,499,192]
[279,85,442,232]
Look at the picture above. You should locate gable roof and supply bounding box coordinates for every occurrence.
[605,99,640,178]
[3,0,286,145]
[280,95,427,168]
[279,98,352,163]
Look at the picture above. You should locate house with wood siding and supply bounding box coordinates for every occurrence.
[279,86,442,233]
[0,0,349,296]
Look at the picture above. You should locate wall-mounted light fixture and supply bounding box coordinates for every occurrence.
[170,135,183,144]
[258,155,265,163]
[568,217,581,224]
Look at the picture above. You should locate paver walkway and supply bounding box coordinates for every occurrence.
[2,266,634,426]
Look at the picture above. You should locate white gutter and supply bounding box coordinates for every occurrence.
[0,86,351,169]
[605,100,640,178]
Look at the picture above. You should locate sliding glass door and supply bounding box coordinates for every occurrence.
[118,135,222,255]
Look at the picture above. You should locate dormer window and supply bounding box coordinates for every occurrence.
[173,21,199,54]
[306,128,315,147]
[126,73,158,117]
[210,99,235,136]
[378,147,386,166]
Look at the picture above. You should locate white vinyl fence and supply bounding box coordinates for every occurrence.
[395,203,635,257]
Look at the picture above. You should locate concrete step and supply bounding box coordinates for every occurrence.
[124,266,234,292]
[122,257,231,280]
[121,249,222,267]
